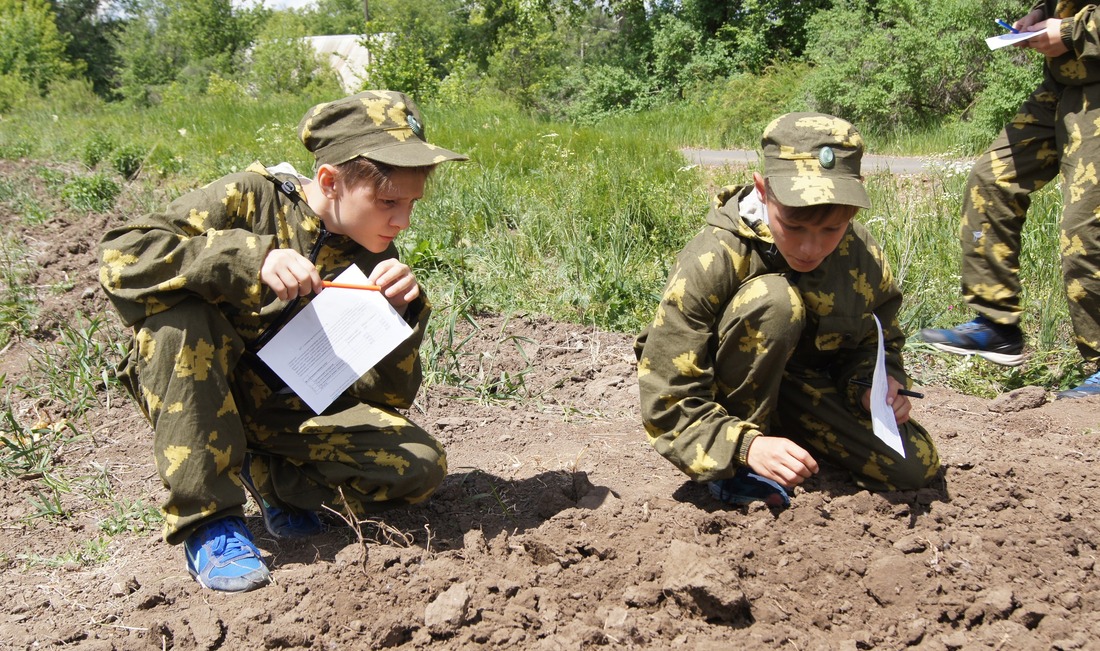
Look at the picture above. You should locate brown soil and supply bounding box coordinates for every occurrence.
[1,159,1098,650]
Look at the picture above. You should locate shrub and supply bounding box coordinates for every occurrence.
[111,144,145,180]
[0,73,35,113]
[145,143,183,178]
[61,174,120,212]
[80,132,116,169]
[803,0,1026,130]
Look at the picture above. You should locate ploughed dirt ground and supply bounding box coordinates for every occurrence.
[1,158,1098,650]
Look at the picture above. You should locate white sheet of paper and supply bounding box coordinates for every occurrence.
[986,30,1043,50]
[257,264,413,415]
[870,314,907,459]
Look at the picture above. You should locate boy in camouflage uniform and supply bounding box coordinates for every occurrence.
[921,2,1100,398]
[99,90,466,592]
[635,113,940,506]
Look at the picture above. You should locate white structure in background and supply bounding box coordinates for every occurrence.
[303,35,373,93]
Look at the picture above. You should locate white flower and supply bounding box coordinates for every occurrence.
[178,128,188,137]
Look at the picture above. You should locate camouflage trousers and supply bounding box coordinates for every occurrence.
[716,275,940,491]
[960,74,1100,363]
[116,298,446,545]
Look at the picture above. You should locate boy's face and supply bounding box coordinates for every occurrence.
[327,167,426,253]
[755,174,853,273]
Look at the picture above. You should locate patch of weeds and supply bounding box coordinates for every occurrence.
[98,499,163,535]
[0,235,36,349]
[61,173,120,213]
[18,537,111,569]
[80,131,116,169]
[20,312,126,420]
[0,139,32,160]
[111,143,145,180]
[34,165,68,191]
[26,475,71,522]
[146,143,184,178]
[423,296,482,387]
[468,331,535,404]
[0,404,62,478]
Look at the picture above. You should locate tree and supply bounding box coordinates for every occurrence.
[50,0,122,97]
[0,0,80,94]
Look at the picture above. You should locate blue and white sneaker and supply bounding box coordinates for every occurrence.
[1057,369,1100,400]
[919,316,1025,366]
[184,516,270,592]
[240,455,324,539]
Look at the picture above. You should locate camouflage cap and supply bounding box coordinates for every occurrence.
[761,112,870,209]
[298,90,468,167]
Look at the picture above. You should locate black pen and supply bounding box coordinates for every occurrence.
[849,378,924,399]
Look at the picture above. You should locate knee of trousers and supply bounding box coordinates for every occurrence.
[718,274,806,346]
[377,434,448,503]
[884,438,940,491]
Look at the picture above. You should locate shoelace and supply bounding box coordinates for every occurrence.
[201,521,260,562]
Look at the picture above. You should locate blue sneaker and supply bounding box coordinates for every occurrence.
[919,316,1025,366]
[709,466,791,508]
[240,455,324,539]
[184,516,270,592]
[1057,369,1100,399]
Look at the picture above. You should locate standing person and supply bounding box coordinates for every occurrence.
[98,90,467,592]
[635,113,940,507]
[920,2,1100,399]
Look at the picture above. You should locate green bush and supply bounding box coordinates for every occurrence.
[0,73,36,113]
[80,132,116,169]
[145,143,184,178]
[61,174,120,212]
[559,64,651,124]
[111,144,145,180]
[246,14,324,96]
[45,78,101,114]
[803,0,1025,131]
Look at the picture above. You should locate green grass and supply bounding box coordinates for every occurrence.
[0,89,1084,409]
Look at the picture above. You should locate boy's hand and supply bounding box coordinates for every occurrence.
[746,436,819,489]
[370,259,420,315]
[1013,8,1045,33]
[860,375,912,426]
[261,249,322,301]
[1023,18,1069,57]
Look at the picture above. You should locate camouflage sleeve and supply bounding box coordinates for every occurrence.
[345,294,431,409]
[634,229,758,482]
[830,227,909,407]
[1063,4,1100,61]
[98,173,277,327]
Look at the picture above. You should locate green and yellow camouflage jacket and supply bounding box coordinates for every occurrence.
[98,162,429,409]
[634,185,909,482]
[1045,1,1100,85]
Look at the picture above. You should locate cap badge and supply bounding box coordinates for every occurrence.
[406,114,424,139]
[818,146,835,169]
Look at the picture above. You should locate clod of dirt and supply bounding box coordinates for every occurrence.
[988,385,1047,413]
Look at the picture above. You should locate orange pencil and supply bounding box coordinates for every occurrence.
[322,281,382,291]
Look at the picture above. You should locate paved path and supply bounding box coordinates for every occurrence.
[681,148,963,175]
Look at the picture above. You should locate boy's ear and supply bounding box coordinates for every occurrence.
[753,172,767,200]
[315,164,339,198]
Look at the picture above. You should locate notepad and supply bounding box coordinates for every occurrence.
[870,314,906,459]
[986,30,1043,50]
[257,264,413,414]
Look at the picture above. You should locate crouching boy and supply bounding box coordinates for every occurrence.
[99,90,466,592]
[635,113,940,506]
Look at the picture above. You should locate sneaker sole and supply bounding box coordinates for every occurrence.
[928,342,1025,367]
